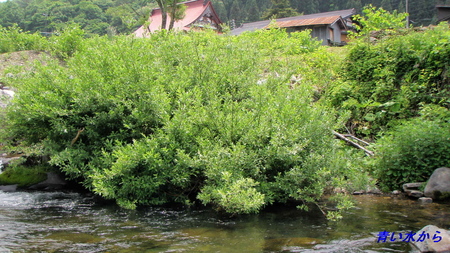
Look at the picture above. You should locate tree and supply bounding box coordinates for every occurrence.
[106,0,153,34]
[346,0,362,12]
[261,0,299,20]
[397,0,405,13]
[351,4,408,38]
[245,0,260,22]
[0,1,25,28]
[229,0,243,26]
[155,0,168,29]
[380,0,393,12]
[293,0,319,15]
[408,0,436,26]
[154,0,186,30]
[168,0,186,30]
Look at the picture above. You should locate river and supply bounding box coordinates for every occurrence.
[0,190,449,252]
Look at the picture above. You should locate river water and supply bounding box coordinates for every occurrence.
[0,191,449,252]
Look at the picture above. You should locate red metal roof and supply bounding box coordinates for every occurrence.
[134,0,222,37]
[268,15,342,28]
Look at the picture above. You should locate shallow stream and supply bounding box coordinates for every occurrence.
[0,191,449,252]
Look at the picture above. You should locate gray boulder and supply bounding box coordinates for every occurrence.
[410,225,450,253]
[424,167,450,200]
[0,184,18,192]
[28,172,67,191]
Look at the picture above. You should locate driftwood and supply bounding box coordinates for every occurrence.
[333,131,374,156]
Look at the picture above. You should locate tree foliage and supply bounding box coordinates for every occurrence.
[351,5,409,39]
[261,0,299,20]
[213,0,436,27]
[168,0,187,30]
[0,0,438,36]
[153,0,187,31]
[0,0,151,36]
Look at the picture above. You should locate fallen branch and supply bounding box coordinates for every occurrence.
[343,134,371,146]
[333,131,374,156]
[70,128,85,146]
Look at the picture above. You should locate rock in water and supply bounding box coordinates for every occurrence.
[403,182,425,198]
[410,225,450,253]
[424,167,450,200]
[28,172,67,191]
[418,197,433,204]
[0,184,18,192]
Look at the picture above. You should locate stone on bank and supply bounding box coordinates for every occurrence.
[410,225,450,253]
[424,167,450,200]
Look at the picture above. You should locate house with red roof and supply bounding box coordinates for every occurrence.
[231,9,356,46]
[134,0,222,37]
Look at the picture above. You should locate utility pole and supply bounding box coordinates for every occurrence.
[405,0,409,28]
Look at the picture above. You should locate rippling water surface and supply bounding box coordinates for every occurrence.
[0,191,449,252]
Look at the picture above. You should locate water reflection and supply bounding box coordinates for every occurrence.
[0,191,449,252]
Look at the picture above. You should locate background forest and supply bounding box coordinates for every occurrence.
[0,0,446,36]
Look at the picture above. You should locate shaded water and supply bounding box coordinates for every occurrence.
[0,191,449,252]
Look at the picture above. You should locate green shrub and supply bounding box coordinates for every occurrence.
[2,29,371,216]
[370,116,450,191]
[328,23,450,137]
[0,24,48,53]
[350,5,408,40]
[48,23,86,59]
[239,28,322,56]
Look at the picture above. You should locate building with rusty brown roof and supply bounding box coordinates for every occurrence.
[436,5,450,23]
[230,9,356,46]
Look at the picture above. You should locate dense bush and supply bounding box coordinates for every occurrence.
[239,27,322,55]
[325,23,450,191]
[0,23,86,59]
[370,112,450,191]
[328,23,450,137]
[2,29,371,216]
[48,23,86,59]
[0,24,47,53]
